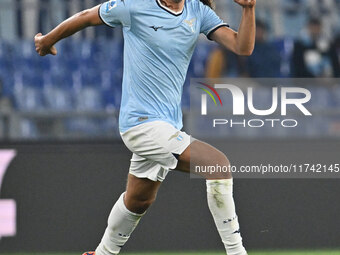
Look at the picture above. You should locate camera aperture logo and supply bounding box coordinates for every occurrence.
[197,83,312,128]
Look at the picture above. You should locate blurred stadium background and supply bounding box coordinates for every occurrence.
[0,0,340,254]
[0,0,340,139]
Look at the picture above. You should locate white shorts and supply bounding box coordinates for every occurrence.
[121,121,193,182]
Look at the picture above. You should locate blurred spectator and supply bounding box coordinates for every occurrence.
[205,20,282,78]
[291,18,335,77]
[243,20,282,77]
[307,0,340,39]
[205,47,241,78]
[330,35,340,77]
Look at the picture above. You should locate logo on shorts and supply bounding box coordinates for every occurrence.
[177,135,184,141]
[169,131,183,142]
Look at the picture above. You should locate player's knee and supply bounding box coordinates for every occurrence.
[211,150,232,180]
[125,195,156,214]
[220,153,230,167]
[133,197,155,214]
[211,148,230,166]
[140,197,155,212]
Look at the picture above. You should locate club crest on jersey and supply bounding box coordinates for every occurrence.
[106,0,117,12]
[184,18,196,33]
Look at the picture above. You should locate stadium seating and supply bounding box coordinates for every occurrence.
[1,38,340,138]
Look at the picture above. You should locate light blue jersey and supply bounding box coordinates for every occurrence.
[99,0,227,132]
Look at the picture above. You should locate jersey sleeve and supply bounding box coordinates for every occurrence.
[99,0,130,28]
[199,4,229,40]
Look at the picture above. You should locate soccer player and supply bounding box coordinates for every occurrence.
[34,0,256,254]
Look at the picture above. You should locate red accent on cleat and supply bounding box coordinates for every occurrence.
[82,252,95,255]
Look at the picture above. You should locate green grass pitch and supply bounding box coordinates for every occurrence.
[123,252,340,255]
[3,251,340,255]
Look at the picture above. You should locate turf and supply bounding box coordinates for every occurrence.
[2,251,340,255]
[124,252,340,255]
[125,252,340,255]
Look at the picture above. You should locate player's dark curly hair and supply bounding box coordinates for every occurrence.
[200,0,214,9]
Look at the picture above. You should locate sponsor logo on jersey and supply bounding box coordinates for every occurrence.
[149,25,163,31]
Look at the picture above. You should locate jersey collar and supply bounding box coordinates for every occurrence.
[156,0,184,16]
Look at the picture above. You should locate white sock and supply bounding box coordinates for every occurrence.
[207,179,247,255]
[95,193,144,255]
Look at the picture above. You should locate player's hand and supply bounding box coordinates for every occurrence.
[234,0,256,8]
[34,33,57,56]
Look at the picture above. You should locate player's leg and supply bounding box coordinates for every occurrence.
[176,140,232,179]
[95,174,161,255]
[94,121,178,255]
[124,173,161,214]
[176,140,247,255]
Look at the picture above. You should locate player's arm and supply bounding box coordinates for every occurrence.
[210,0,256,56]
[34,5,103,56]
